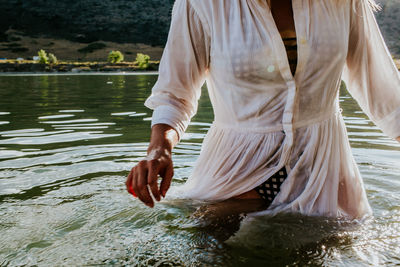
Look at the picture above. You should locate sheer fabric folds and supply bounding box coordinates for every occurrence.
[144,0,400,219]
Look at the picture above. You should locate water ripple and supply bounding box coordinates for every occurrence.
[0,132,121,145]
[0,74,398,266]
[38,114,75,120]
[59,110,85,113]
[40,119,99,124]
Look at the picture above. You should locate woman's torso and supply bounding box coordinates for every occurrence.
[191,0,350,130]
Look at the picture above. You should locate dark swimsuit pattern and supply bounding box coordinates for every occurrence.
[254,36,296,206]
[255,166,288,206]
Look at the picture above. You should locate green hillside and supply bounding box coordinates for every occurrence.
[0,0,399,58]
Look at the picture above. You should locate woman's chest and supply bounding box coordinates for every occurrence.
[207,0,350,83]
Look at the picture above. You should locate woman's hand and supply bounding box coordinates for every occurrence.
[126,124,179,207]
[126,148,173,207]
[396,136,400,143]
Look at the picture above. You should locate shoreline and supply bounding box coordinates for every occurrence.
[1,59,399,74]
[0,71,160,76]
[0,60,159,73]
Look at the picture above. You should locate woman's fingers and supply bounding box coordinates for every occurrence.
[160,162,174,198]
[132,166,140,202]
[147,160,161,201]
[125,168,136,196]
[127,156,173,207]
[135,161,154,207]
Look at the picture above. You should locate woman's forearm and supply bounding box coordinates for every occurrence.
[147,124,179,156]
[396,136,400,143]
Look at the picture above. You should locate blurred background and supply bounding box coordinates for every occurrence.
[0,0,399,62]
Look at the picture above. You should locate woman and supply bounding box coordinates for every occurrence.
[126,0,400,220]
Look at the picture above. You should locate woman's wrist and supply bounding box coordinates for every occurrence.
[147,124,179,156]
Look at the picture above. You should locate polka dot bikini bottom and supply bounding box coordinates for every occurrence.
[254,166,288,207]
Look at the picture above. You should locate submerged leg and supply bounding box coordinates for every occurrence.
[191,167,288,241]
[191,198,267,241]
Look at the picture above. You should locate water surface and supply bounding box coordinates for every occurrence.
[0,74,399,266]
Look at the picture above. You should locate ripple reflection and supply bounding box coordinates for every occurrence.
[0,75,398,266]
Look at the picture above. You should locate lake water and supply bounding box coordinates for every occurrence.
[0,74,399,266]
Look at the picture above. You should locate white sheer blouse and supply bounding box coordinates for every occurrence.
[144,0,400,219]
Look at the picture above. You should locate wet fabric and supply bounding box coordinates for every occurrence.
[144,0,400,219]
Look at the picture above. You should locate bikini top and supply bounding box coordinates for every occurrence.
[280,30,298,76]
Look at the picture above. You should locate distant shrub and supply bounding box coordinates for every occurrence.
[136,53,150,69]
[48,53,58,64]
[108,50,124,63]
[37,49,48,64]
[78,42,107,53]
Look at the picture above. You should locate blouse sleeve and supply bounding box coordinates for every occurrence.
[144,0,210,140]
[342,0,400,139]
